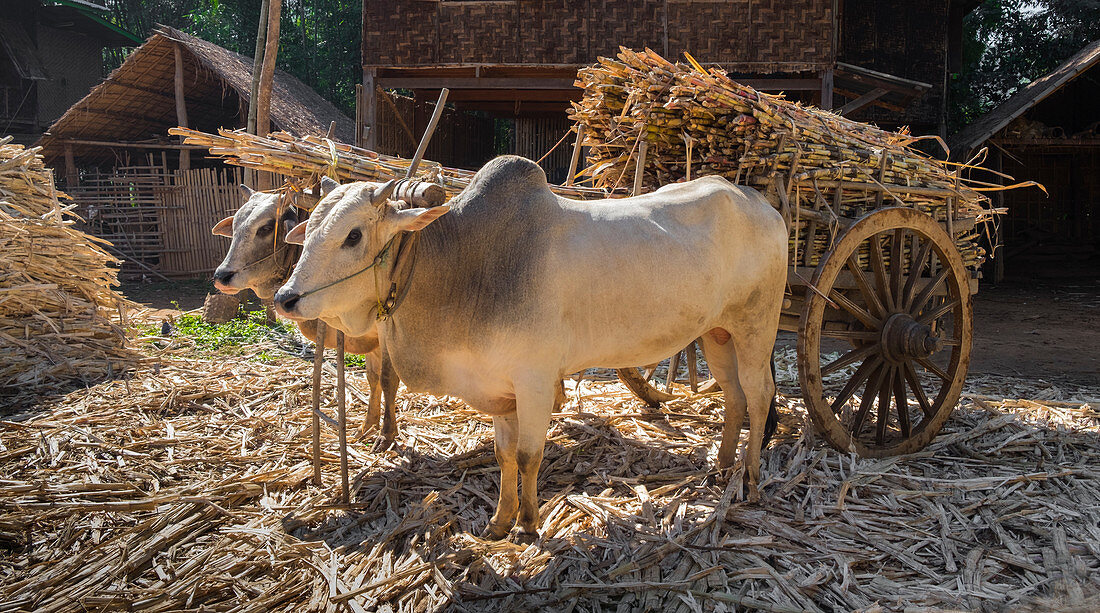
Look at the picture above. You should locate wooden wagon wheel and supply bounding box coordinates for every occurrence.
[616,341,717,408]
[797,207,973,457]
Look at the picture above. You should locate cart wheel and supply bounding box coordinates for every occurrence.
[798,207,973,457]
[616,341,717,408]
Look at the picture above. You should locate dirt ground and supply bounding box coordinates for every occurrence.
[121,275,1100,390]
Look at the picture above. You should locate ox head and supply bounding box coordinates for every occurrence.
[210,185,301,299]
[273,177,449,336]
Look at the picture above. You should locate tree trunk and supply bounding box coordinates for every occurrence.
[246,0,269,137]
[256,0,281,138]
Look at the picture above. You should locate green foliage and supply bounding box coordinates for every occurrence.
[101,0,361,115]
[172,308,291,352]
[950,0,1100,132]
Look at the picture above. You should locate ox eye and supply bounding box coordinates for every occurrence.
[256,221,275,237]
[343,228,362,248]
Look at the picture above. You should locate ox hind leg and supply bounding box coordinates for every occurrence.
[700,326,776,500]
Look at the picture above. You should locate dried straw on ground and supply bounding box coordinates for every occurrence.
[0,137,138,400]
[569,48,1013,269]
[2,334,1097,611]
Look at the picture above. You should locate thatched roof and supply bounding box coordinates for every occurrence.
[37,26,354,166]
[950,37,1100,156]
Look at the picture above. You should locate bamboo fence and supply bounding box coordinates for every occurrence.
[0,137,139,400]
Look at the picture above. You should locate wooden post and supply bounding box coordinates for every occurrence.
[247,0,269,137]
[63,143,78,187]
[173,44,190,171]
[336,330,349,503]
[992,147,1005,283]
[565,124,585,186]
[633,140,648,195]
[311,319,326,486]
[256,0,281,139]
[820,68,834,111]
[363,67,378,151]
[407,89,449,178]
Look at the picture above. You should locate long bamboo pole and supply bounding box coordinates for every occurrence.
[311,319,326,487]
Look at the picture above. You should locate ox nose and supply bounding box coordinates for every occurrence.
[213,268,236,285]
[275,289,301,313]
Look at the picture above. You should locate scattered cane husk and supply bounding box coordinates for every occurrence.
[0,137,139,402]
[1,338,1096,612]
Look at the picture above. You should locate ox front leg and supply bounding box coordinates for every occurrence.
[514,381,556,542]
[358,350,383,436]
[380,350,399,445]
[701,330,747,471]
[484,411,519,540]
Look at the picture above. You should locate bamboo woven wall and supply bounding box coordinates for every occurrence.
[363,0,835,72]
[375,91,495,170]
[159,167,247,277]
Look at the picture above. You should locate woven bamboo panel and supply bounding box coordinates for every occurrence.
[362,0,437,66]
[588,0,665,59]
[520,0,588,65]
[437,3,519,64]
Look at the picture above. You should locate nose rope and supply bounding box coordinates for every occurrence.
[293,235,397,300]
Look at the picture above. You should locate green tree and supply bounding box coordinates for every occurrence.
[951,0,1100,132]
[101,0,361,115]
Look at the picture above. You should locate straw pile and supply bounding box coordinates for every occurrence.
[0,137,138,400]
[569,48,998,269]
[2,335,1097,611]
[170,127,606,202]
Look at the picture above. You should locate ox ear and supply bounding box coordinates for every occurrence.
[285,220,309,245]
[211,216,234,237]
[238,184,254,198]
[279,208,299,237]
[390,205,450,233]
[320,176,339,196]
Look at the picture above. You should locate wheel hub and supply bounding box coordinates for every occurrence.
[881,312,941,363]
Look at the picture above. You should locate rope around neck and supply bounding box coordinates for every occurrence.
[294,235,397,300]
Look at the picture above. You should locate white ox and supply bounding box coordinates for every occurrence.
[211,185,398,441]
[275,156,787,539]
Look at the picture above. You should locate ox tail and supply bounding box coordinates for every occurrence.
[761,355,780,450]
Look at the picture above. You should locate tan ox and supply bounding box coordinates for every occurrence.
[211,185,398,442]
[275,157,787,540]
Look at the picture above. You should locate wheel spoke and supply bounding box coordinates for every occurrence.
[890,229,905,309]
[907,266,949,315]
[846,255,887,319]
[917,297,961,326]
[851,364,888,435]
[901,237,934,310]
[902,360,935,419]
[822,343,878,376]
[870,234,894,312]
[893,367,911,438]
[875,365,894,445]
[916,357,950,382]
[829,288,881,330]
[830,355,882,414]
[821,328,880,342]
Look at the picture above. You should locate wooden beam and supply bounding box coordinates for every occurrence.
[54,138,208,150]
[173,43,190,171]
[378,77,577,90]
[442,88,580,102]
[820,68,834,110]
[837,87,889,116]
[731,78,824,91]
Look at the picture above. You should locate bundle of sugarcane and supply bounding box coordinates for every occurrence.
[570,48,999,269]
[170,127,607,202]
[0,137,139,397]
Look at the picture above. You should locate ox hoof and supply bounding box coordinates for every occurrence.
[515,529,539,546]
[481,523,511,541]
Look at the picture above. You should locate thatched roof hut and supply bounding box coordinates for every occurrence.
[37,26,354,169]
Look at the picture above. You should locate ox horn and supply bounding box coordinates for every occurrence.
[371,179,398,207]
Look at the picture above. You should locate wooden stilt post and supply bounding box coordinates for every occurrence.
[633,140,648,195]
[63,144,78,187]
[311,319,326,486]
[173,44,190,171]
[336,329,349,503]
[565,124,585,186]
[364,68,378,151]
